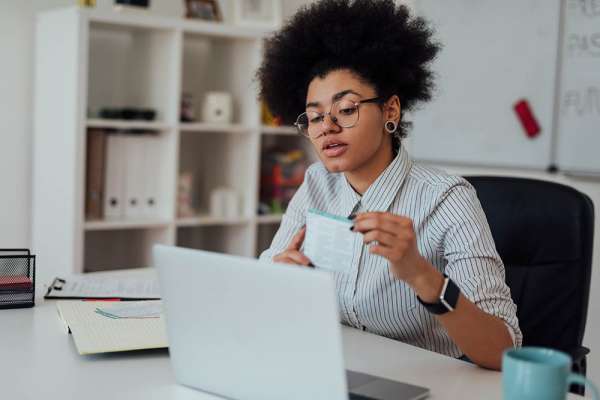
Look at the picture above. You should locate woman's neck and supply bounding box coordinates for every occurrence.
[344,139,395,195]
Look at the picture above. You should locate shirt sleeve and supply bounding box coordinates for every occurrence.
[435,180,523,348]
[258,167,312,263]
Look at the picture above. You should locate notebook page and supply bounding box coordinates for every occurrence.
[56,301,168,355]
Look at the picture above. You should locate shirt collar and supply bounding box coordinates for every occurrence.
[339,145,412,216]
[339,172,362,218]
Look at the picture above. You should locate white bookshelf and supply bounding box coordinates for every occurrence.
[84,219,172,231]
[32,6,308,278]
[261,125,298,136]
[87,119,173,131]
[176,215,252,227]
[255,214,284,224]
[179,122,254,134]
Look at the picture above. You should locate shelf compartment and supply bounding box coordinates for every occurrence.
[87,119,173,131]
[179,131,256,219]
[259,135,316,215]
[177,225,253,257]
[176,215,251,227]
[256,223,280,257]
[84,227,171,272]
[87,20,179,124]
[85,130,176,221]
[261,125,298,136]
[84,219,172,231]
[181,33,261,127]
[256,214,283,224]
[179,122,254,134]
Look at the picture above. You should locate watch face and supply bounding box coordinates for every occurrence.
[417,275,460,315]
[441,297,455,312]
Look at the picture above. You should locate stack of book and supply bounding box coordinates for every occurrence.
[0,275,34,308]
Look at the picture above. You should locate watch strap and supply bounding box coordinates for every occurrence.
[417,274,460,315]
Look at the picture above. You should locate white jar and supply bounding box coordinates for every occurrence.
[202,92,233,124]
[210,187,239,219]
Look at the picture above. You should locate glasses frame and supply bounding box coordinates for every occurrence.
[294,96,383,138]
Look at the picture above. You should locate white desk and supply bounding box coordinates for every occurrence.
[0,272,582,400]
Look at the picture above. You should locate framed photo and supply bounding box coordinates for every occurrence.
[185,0,222,21]
[233,0,282,29]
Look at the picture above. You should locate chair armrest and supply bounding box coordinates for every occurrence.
[565,346,590,365]
[565,346,589,396]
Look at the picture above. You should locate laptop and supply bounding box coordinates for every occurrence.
[153,245,429,400]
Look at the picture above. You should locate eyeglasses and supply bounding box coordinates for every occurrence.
[294,96,382,138]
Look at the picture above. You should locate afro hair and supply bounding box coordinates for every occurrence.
[256,0,441,140]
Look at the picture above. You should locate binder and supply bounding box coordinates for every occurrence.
[103,134,125,219]
[124,134,146,219]
[142,135,160,218]
[85,128,106,219]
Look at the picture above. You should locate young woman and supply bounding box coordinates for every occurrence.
[257,0,521,370]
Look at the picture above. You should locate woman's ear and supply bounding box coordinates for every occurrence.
[384,95,402,123]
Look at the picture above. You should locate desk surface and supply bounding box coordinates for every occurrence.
[1,270,582,400]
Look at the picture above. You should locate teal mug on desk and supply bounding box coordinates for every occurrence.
[503,347,599,400]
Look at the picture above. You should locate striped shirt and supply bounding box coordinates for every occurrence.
[259,145,522,358]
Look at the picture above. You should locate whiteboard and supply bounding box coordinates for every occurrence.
[408,0,561,169]
[556,0,600,175]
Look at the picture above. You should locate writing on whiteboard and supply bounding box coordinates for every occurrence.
[567,33,600,57]
[568,0,600,17]
[562,87,600,116]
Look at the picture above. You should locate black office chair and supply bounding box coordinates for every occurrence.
[464,176,594,395]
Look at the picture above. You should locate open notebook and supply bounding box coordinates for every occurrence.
[56,301,168,355]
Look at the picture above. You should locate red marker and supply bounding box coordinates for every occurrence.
[514,99,541,138]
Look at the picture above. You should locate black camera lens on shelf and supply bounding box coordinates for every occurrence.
[139,109,156,121]
[99,108,123,119]
[115,0,150,8]
[99,107,157,121]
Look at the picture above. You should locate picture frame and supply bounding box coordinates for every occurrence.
[233,0,282,29]
[185,0,222,22]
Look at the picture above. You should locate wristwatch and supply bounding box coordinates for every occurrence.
[417,274,460,315]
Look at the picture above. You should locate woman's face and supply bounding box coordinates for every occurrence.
[304,69,394,174]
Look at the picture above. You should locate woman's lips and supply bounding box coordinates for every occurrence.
[322,143,348,157]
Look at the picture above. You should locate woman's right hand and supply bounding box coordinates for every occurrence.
[273,226,313,267]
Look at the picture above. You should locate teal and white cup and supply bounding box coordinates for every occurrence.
[503,347,599,400]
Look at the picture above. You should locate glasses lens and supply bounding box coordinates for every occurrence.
[332,100,359,128]
[296,111,325,136]
[295,113,310,136]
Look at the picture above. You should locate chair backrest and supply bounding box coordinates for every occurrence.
[464,176,594,352]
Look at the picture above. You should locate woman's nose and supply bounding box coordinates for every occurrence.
[320,113,341,135]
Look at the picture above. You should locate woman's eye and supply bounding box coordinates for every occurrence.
[310,116,324,123]
[340,107,357,115]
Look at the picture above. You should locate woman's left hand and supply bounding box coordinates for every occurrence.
[351,212,428,284]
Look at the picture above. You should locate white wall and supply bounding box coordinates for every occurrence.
[0,1,39,247]
[1,0,599,388]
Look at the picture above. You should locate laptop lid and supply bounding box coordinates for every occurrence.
[154,245,348,400]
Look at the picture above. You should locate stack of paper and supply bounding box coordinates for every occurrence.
[45,275,160,300]
[0,275,34,305]
[56,300,168,355]
[95,302,162,319]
